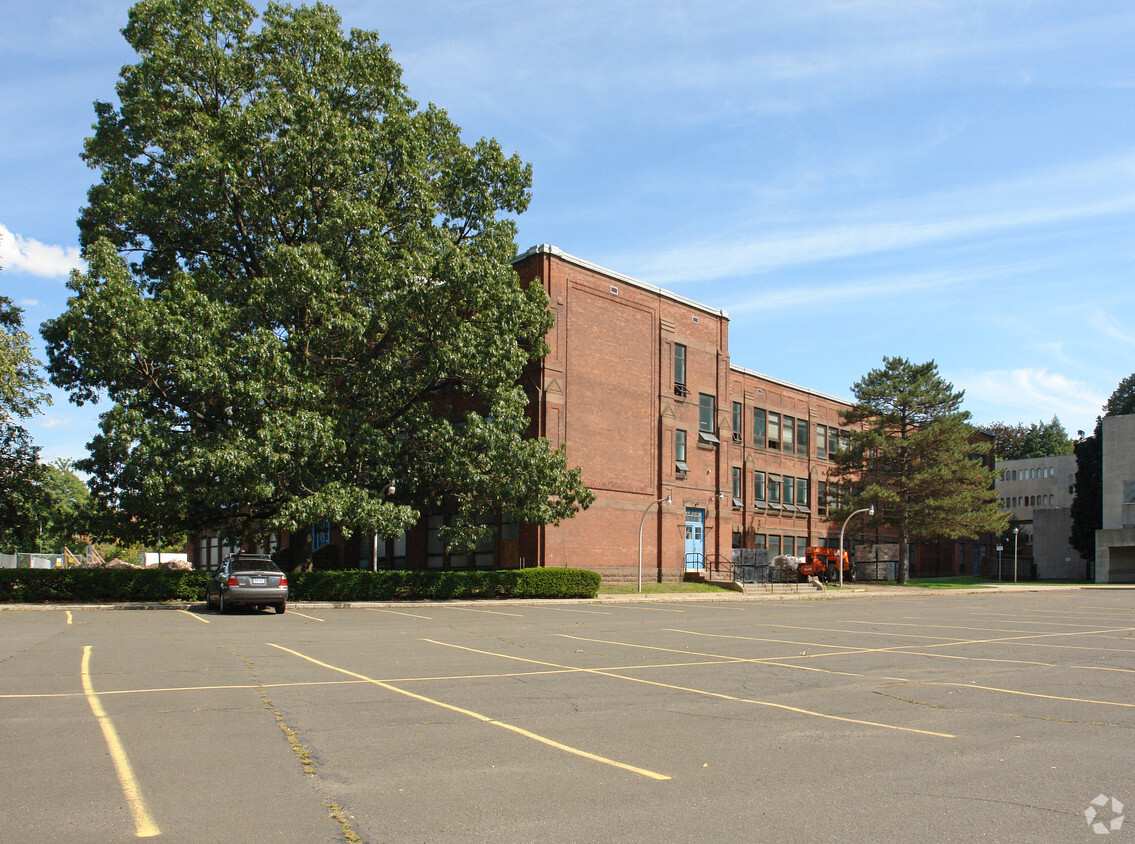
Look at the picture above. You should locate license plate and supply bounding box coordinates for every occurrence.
[251,577,266,585]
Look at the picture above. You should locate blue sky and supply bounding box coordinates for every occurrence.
[3,0,1133,465]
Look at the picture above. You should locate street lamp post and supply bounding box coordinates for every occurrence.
[638,493,672,593]
[372,481,396,573]
[839,505,875,587]
[1013,526,1019,584]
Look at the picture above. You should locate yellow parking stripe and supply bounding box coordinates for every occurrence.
[65,611,72,625]
[365,608,433,619]
[927,682,1135,709]
[441,606,524,618]
[560,633,874,679]
[177,609,209,624]
[288,611,325,622]
[81,647,160,838]
[267,643,670,781]
[424,639,954,739]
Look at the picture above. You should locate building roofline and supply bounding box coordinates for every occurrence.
[513,244,729,319]
[729,364,853,407]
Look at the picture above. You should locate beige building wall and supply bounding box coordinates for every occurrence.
[1096,415,1135,583]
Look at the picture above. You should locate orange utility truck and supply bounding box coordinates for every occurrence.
[800,546,853,582]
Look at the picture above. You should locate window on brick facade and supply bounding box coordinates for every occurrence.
[768,412,781,449]
[840,430,850,453]
[796,418,809,457]
[769,535,782,556]
[426,514,445,569]
[795,537,807,557]
[753,408,766,447]
[783,415,794,452]
[816,424,827,460]
[732,402,743,443]
[699,393,715,432]
[732,466,743,507]
[674,343,687,395]
[796,477,808,509]
[783,475,794,506]
[768,474,782,505]
[753,471,766,502]
[675,429,688,474]
[817,481,827,516]
[828,426,839,457]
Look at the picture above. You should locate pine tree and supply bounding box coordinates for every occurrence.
[834,357,1008,584]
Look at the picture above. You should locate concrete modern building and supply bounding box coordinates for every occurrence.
[995,454,1085,580]
[1095,414,1135,583]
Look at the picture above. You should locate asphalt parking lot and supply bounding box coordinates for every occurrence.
[3,589,1134,843]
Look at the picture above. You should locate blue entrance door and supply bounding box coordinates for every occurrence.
[685,508,705,570]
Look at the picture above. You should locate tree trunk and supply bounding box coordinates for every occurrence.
[287,527,314,573]
[897,520,910,584]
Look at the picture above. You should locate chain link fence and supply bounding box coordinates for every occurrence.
[0,552,65,569]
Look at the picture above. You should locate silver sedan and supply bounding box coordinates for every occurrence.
[205,554,288,614]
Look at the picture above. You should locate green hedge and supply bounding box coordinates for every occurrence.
[0,567,600,603]
[0,568,208,603]
[289,568,601,601]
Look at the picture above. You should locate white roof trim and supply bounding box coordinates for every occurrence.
[514,244,729,319]
[729,365,852,407]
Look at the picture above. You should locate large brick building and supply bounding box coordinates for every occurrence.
[192,245,863,581]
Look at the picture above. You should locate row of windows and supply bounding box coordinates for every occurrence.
[1000,467,1057,481]
[675,346,851,459]
[728,467,847,516]
[424,514,519,569]
[731,534,810,557]
[678,409,849,459]
[1001,495,1055,509]
[196,534,279,570]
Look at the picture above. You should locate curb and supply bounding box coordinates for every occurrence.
[0,582,1126,611]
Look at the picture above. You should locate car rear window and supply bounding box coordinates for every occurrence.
[230,558,281,573]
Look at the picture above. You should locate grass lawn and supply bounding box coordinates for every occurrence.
[599,581,736,594]
[906,576,997,589]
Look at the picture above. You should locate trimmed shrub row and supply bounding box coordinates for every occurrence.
[0,568,208,604]
[0,566,600,604]
[290,568,600,601]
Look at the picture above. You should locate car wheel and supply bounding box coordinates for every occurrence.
[275,602,286,614]
[218,592,227,614]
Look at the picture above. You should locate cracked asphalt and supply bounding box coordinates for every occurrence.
[2,589,1133,842]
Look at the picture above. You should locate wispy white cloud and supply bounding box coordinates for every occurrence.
[961,368,1105,429]
[0,224,83,278]
[1088,308,1135,346]
[725,268,963,314]
[620,153,1135,286]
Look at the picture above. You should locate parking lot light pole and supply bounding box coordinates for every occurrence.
[996,543,1003,581]
[373,481,396,572]
[1013,526,1019,584]
[638,493,672,593]
[839,504,874,587]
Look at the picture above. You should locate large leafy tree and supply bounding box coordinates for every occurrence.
[1069,371,1135,567]
[43,0,591,564]
[0,236,53,551]
[36,459,92,551]
[984,416,1074,460]
[833,357,1008,584]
